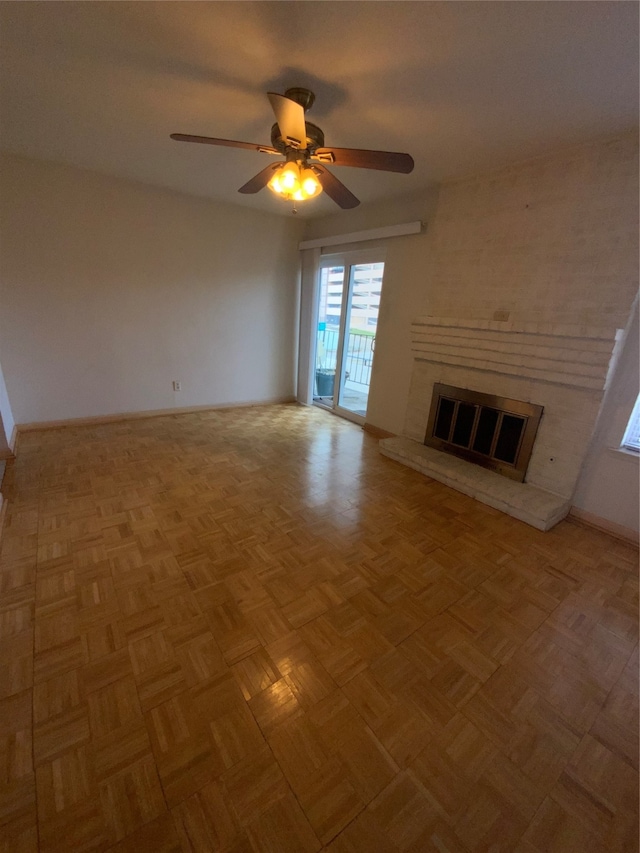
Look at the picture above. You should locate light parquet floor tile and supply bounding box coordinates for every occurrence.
[0,403,637,851]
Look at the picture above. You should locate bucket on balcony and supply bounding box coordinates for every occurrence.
[315,369,335,397]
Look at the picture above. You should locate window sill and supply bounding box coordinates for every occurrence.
[607,445,640,462]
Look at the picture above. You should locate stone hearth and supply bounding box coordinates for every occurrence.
[380,437,571,531]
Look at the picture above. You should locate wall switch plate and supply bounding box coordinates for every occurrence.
[173,381,182,391]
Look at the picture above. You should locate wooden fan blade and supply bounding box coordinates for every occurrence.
[267,93,307,149]
[238,164,281,194]
[314,166,359,209]
[314,147,414,173]
[170,134,278,154]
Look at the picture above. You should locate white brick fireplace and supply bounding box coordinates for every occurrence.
[380,316,620,530]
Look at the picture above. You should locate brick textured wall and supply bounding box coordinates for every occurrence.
[403,132,639,500]
[422,133,638,328]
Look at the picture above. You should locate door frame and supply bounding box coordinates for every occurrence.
[311,247,386,425]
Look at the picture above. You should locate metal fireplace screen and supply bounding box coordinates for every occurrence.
[424,383,543,482]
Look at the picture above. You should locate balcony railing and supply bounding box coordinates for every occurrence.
[317,328,374,388]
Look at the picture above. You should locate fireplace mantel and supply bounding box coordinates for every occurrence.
[410,316,618,391]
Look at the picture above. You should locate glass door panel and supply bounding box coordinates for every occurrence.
[314,265,344,405]
[337,262,384,417]
[312,254,385,423]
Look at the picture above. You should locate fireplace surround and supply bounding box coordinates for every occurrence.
[379,316,620,530]
[424,383,543,482]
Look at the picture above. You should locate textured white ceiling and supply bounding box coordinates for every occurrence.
[1,1,637,218]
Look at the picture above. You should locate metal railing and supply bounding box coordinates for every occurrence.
[316,328,374,388]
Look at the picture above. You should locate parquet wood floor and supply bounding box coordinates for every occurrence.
[0,403,637,852]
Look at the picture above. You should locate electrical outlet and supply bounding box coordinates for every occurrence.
[173,381,182,391]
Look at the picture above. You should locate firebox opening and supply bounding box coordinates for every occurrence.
[425,384,543,482]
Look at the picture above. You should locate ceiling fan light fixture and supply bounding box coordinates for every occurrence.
[268,162,323,201]
[172,86,414,209]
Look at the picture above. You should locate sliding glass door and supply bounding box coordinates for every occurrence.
[313,251,385,423]
[314,263,344,407]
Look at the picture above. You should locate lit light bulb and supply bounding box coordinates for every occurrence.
[268,170,284,195]
[280,162,301,192]
[300,168,322,198]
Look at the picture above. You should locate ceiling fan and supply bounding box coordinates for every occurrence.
[171,87,414,210]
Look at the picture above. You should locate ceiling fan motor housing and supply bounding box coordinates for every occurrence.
[270,121,325,155]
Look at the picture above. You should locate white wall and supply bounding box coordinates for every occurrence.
[302,190,440,434]
[419,133,638,329]
[573,299,639,534]
[0,153,303,424]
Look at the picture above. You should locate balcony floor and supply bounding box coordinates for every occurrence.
[313,382,369,418]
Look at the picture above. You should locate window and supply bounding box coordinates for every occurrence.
[621,394,640,451]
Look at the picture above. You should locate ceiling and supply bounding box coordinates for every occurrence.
[0,2,637,218]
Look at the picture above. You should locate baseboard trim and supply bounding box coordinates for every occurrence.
[9,424,17,453]
[568,507,639,545]
[15,397,298,433]
[363,422,396,440]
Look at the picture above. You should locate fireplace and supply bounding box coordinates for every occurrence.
[424,383,543,482]
[378,315,618,529]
